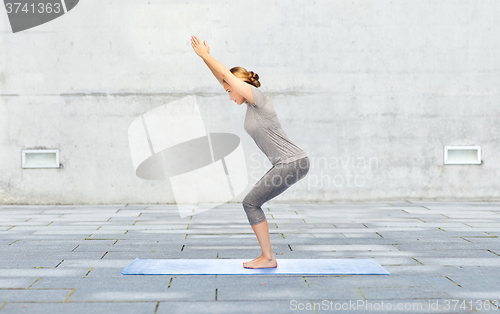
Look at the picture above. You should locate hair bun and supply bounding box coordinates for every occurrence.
[250,71,261,87]
[228,66,261,87]
[250,71,259,81]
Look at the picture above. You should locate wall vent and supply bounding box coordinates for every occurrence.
[444,146,481,165]
[22,149,60,168]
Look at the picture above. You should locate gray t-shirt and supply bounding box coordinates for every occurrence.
[244,85,308,165]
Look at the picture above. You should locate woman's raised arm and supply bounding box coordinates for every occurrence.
[191,36,224,86]
[191,36,253,103]
[203,59,224,86]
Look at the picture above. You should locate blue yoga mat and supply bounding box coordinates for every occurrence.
[121,258,390,275]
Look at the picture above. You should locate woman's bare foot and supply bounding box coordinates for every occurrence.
[245,254,264,264]
[243,255,277,269]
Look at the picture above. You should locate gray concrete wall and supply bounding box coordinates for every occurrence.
[1,0,499,204]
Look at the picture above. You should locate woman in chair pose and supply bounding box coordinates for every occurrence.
[191,36,310,269]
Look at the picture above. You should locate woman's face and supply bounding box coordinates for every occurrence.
[223,82,246,105]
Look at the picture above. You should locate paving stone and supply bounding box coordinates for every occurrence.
[0,251,105,261]
[275,237,396,245]
[0,278,40,289]
[337,232,391,239]
[51,276,213,302]
[371,257,422,266]
[6,239,83,251]
[0,289,73,302]
[382,265,499,277]
[186,234,265,239]
[0,268,85,277]
[407,257,500,267]
[55,259,130,269]
[291,244,396,252]
[32,230,101,235]
[391,237,478,244]
[1,229,39,235]
[460,237,500,246]
[443,275,500,292]
[4,222,53,227]
[309,233,355,238]
[216,276,361,301]
[411,249,497,258]
[85,233,188,240]
[155,300,319,314]
[390,243,479,251]
[30,276,180,289]
[190,300,299,314]
[0,260,64,268]
[0,215,43,220]
[305,274,459,291]
[358,286,457,300]
[14,215,63,220]
[0,235,89,241]
[182,237,284,245]
[0,302,157,314]
[377,230,489,238]
[70,243,117,252]
[99,251,186,260]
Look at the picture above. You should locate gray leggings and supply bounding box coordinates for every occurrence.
[242,156,310,225]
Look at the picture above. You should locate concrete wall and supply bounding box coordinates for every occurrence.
[1,0,499,204]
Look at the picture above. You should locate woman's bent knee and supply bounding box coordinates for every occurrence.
[242,199,266,225]
[242,196,256,209]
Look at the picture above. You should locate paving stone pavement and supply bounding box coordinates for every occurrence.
[1,201,500,314]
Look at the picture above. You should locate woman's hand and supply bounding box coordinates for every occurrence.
[191,36,210,58]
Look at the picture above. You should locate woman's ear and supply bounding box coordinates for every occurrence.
[221,73,254,105]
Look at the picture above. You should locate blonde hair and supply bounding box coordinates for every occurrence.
[223,66,261,88]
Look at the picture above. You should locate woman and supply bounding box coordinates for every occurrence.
[191,36,310,269]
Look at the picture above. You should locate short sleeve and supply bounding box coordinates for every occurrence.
[248,85,268,109]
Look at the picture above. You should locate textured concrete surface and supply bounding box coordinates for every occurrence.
[1,0,500,204]
[1,201,500,313]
